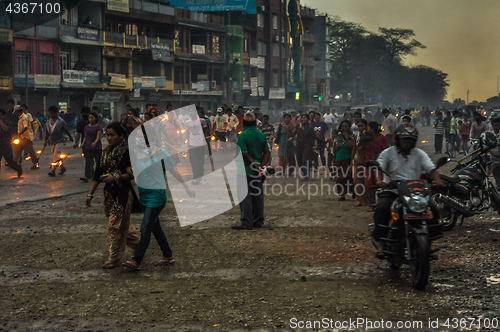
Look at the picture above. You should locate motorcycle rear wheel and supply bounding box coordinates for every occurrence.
[440,210,459,231]
[408,232,430,291]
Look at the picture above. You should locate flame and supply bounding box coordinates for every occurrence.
[421,140,429,143]
[177,130,180,134]
[211,136,215,141]
[181,129,186,134]
[36,150,42,154]
[81,153,84,157]
[59,154,66,159]
[13,139,20,144]
[238,131,242,134]
[380,126,384,131]
[25,156,31,160]
[184,139,188,144]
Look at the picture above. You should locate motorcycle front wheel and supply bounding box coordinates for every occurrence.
[408,232,430,291]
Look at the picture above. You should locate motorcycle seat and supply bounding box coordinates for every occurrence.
[440,174,460,183]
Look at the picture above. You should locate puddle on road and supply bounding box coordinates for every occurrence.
[0,264,382,287]
[0,224,106,236]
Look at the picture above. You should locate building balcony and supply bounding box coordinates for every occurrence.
[175,8,225,32]
[302,33,315,43]
[300,7,316,18]
[61,70,103,89]
[104,31,174,51]
[60,25,104,46]
[13,22,58,39]
[133,76,174,90]
[0,76,12,90]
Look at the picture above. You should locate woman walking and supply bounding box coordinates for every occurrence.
[122,128,195,271]
[85,122,141,269]
[276,113,296,176]
[295,114,316,179]
[334,120,354,201]
[80,112,102,182]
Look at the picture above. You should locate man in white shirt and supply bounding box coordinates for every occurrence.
[323,109,335,136]
[381,109,397,145]
[372,124,444,250]
[226,108,240,147]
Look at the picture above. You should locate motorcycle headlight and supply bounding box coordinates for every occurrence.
[404,193,429,213]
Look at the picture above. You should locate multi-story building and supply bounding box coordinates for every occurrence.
[12,16,61,113]
[59,0,105,116]
[314,14,332,108]
[172,8,226,112]
[169,0,290,115]
[300,5,316,107]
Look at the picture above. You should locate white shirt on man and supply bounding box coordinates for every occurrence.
[377,146,435,183]
[323,113,335,124]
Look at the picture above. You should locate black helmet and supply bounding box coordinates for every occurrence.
[480,132,496,150]
[394,124,419,140]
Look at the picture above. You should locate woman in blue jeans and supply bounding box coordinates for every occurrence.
[123,126,195,271]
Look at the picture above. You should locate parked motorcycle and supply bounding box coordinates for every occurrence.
[426,132,500,231]
[368,161,442,291]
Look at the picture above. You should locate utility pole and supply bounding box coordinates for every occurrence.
[25,45,30,107]
[497,75,499,95]
[467,90,470,105]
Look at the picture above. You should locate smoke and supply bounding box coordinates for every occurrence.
[304,0,500,102]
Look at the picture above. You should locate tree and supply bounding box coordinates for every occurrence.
[378,28,426,66]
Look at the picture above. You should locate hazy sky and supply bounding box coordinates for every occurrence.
[303,0,500,103]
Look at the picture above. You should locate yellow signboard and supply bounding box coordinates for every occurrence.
[107,0,129,13]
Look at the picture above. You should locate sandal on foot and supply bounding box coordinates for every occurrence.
[155,258,175,266]
[122,261,140,271]
[48,171,56,177]
[59,167,66,175]
[355,202,363,207]
[102,261,118,269]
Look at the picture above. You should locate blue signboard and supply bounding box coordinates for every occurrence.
[167,0,256,14]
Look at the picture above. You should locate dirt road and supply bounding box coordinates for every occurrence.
[1,125,500,331]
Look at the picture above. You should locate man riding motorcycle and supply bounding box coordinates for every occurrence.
[371,124,445,252]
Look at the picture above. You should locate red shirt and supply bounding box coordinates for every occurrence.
[236,116,243,132]
[460,122,470,136]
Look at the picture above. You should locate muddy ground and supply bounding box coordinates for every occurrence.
[1,125,500,331]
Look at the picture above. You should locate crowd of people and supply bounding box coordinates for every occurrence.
[2,99,500,266]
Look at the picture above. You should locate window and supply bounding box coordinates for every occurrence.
[126,24,137,35]
[272,43,279,57]
[174,66,182,84]
[40,54,54,74]
[258,71,265,87]
[282,45,287,58]
[60,52,70,70]
[272,15,278,30]
[326,43,329,55]
[119,59,129,77]
[15,51,31,74]
[282,73,286,87]
[258,41,267,56]
[106,58,115,74]
[132,61,140,76]
[257,14,265,28]
[281,18,285,32]
[272,73,279,87]
[244,38,248,53]
[212,35,220,53]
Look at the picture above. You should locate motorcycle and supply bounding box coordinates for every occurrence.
[367,161,442,291]
[425,135,500,231]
